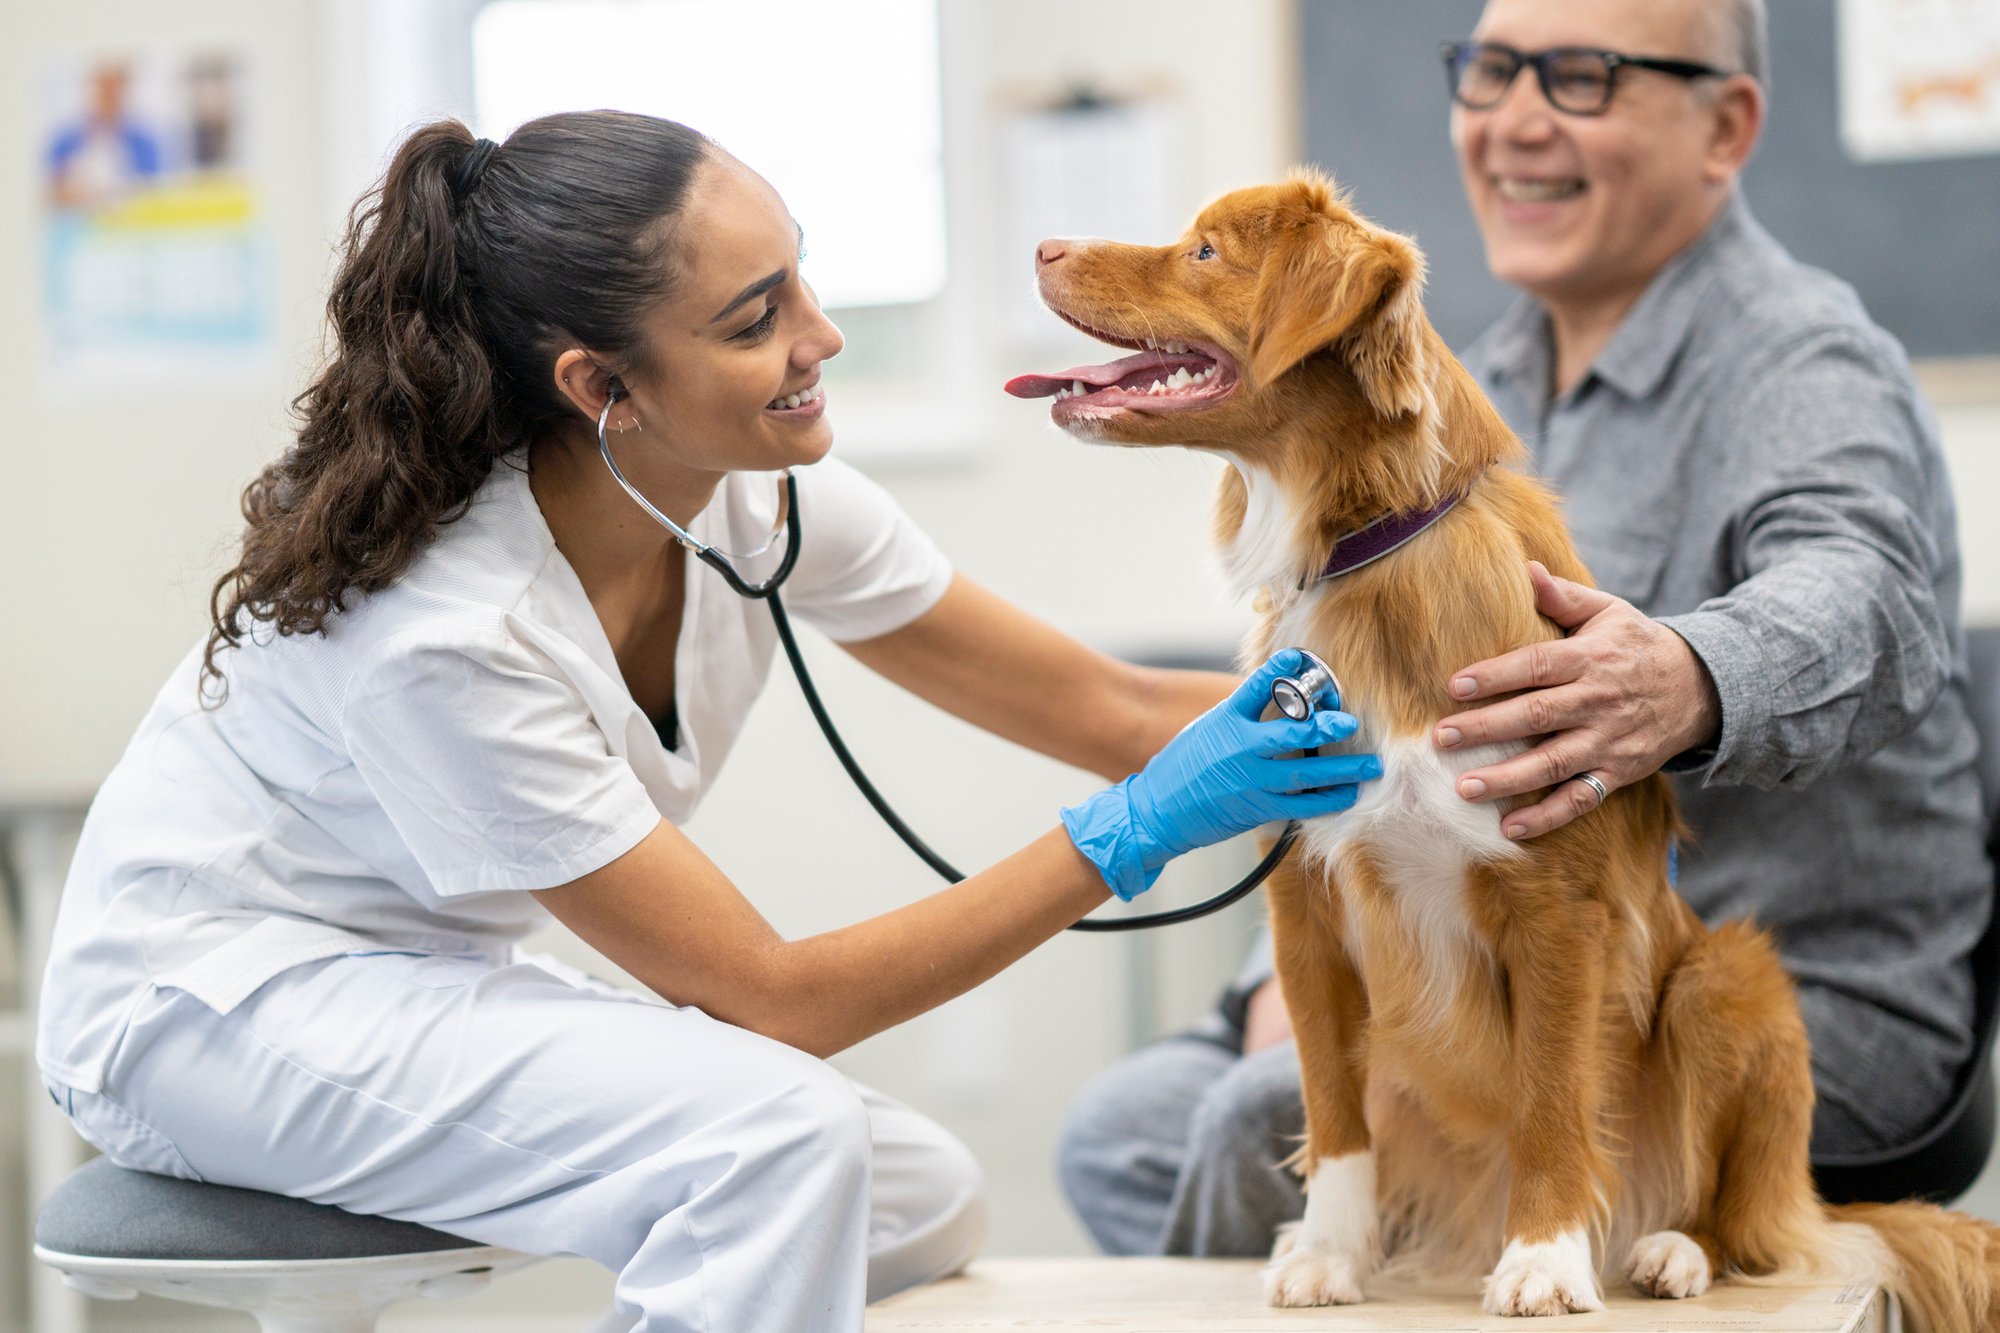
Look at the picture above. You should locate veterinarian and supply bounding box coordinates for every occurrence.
[34,112,1386,1333]
[1059,0,1993,1257]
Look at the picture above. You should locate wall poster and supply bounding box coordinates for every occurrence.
[38,46,273,386]
[1840,0,2000,160]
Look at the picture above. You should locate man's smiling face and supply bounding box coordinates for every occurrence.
[1451,0,1743,312]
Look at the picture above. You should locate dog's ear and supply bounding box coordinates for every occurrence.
[1247,217,1429,417]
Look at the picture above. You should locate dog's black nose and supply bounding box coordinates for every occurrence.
[1036,239,1069,269]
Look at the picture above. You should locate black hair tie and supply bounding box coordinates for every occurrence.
[452,138,499,198]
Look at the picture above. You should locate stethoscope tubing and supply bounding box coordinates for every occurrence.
[596,394,1294,930]
[763,588,1300,931]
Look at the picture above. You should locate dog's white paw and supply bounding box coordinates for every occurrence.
[1263,1242,1370,1307]
[1626,1230,1712,1299]
[1482,1229,1604,1317]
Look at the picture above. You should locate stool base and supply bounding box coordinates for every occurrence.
[34,1242,541,1333]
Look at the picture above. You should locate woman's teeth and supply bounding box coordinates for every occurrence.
[1054,364,1220,400]
[768,383,824,410]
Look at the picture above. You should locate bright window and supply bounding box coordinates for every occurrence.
[470,0,946,310]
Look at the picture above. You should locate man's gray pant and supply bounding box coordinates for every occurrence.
[1057,1030,1304,1258]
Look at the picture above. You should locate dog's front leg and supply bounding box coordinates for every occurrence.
[1483,873,1611,1317]
[1262,852,1376,1308]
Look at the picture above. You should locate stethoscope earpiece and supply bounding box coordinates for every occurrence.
[594,394,799,598]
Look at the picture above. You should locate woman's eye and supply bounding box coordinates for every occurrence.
[734,306,780,342]
[1195,242,1216,261]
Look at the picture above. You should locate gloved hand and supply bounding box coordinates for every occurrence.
[1061,649,1380,901]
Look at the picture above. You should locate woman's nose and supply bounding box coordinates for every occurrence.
[797,282,844,363]
[1035,239,1071,269]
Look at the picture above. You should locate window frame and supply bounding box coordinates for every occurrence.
[317,0,990,465]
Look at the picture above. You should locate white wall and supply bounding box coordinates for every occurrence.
[1924,364,2000,626]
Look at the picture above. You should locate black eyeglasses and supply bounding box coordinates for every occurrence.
[1440,41,1732,116]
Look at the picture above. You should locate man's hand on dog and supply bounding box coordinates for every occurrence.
[1432,561,1722,840]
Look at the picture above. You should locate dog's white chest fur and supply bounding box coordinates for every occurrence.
[1299,735,1524,997]
[1230,455,1523,997]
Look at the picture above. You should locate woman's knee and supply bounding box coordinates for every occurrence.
[763,1055,874,1178]
[866,1115,987,1303]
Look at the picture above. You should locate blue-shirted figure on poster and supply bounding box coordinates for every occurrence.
[45,62,163,212]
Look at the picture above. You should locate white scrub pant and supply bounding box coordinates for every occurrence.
[47,949,987,1332]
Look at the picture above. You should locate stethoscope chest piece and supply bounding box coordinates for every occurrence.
[1271,649,1343,719]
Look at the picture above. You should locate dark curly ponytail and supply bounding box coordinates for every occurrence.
[202,111,711,701]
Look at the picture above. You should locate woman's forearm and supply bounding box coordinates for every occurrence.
[1114,666,1236,775]
[731,829,1108,1057]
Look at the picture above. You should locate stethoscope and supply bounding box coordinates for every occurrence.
[599,394,1345,932]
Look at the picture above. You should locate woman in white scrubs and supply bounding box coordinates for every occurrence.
[35,112,1377,1333]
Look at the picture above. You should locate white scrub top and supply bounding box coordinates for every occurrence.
[38,452,952,1097]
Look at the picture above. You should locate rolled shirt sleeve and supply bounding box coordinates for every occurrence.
[343,627,664,897]
[782,457,955,642]
[1654,333,1952,792]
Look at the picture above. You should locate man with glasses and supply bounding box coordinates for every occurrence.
[1059,0,1990,1266]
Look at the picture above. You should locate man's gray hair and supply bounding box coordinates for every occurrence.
[1720,0,1769,85]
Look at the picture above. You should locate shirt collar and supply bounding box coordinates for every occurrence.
[1476,290,1551,396]
[1476,192,1752,406]
[1587,193,1747,400]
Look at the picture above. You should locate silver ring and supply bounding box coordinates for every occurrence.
[1573,772,1609,805]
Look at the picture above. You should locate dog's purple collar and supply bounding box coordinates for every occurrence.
[1302,488,1467,587]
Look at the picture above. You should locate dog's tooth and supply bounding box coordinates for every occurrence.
[1143,338,1157,350]
[1167,368,1190,388]
[1167,340,1187,354]
[1072,380,1086,396]
[1149,380,1165,394]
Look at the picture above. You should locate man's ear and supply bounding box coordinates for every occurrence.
[1246,218,1429,417]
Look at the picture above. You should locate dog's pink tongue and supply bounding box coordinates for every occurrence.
[1003,350,1155,398]
[1003,373,1069,399]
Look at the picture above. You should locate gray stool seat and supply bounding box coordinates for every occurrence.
[35,1156,482,1261]
[34,1158,542,1333]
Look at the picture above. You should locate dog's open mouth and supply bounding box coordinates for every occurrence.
[1004,312,1238,418]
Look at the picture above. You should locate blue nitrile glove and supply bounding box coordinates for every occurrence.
[1061,649,1380,901]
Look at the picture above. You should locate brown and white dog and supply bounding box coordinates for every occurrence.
[1008,173,2000,1329]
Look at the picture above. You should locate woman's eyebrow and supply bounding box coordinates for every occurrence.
[710,269,787,325]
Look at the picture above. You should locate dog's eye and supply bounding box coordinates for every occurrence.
[1195,242,1217,261]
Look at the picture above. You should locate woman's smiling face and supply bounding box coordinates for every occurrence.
[618,153,845,475]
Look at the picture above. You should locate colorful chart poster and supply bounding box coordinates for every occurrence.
[1839,0,2000,160]
[39,47,273,386]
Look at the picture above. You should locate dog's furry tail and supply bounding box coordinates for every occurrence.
[1828,1201,2000,1333]
[1725,1198,2000,1333]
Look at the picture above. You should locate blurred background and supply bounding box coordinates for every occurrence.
[1,1,1996,1328]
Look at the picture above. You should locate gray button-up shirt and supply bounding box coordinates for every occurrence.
[1460,196,1991,1137]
